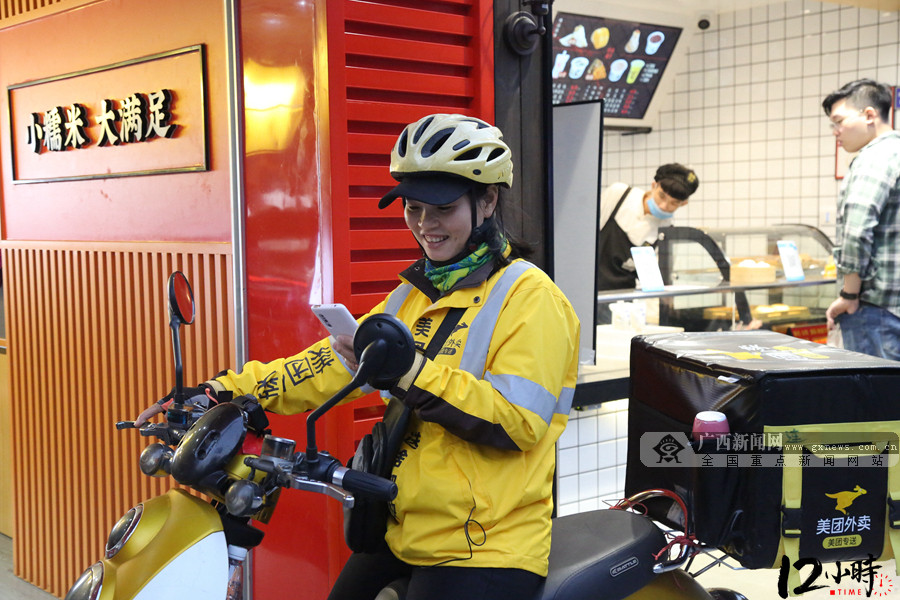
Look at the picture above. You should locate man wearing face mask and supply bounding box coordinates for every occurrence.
[597,163,699,298]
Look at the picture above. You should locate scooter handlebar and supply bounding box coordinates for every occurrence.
[333,466,397,502]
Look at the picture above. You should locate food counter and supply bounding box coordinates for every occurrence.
[574,224,836,407]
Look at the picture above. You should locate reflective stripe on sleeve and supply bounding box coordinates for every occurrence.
[484,372,557,425]
[557,386,575,416]
[483,374,575,424]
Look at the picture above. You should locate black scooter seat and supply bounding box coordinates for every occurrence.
[538,509,667,600]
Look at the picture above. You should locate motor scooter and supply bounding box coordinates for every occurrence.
[66,272,747,600]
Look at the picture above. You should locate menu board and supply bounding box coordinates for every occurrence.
[551,11,682,119]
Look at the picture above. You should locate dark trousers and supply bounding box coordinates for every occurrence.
[327,547,543,600]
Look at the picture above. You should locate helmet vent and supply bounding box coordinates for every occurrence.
[387,114,513,189]
[397,130,408,157]
[461,118,489,130]
[455,148,481,162]
[413,116,435,144]
[487,148,505,162]
[422,128,454,157]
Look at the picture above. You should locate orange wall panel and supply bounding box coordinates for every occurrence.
[3,241,234,597]
[0,0,232,242]
[0,0,237,596]
[0,348,10,537]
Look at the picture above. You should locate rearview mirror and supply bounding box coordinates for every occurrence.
[304,314,415,461]
[166,271,194,405]
[353,314,416,390]
[168,271,195,325]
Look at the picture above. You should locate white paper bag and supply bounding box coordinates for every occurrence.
[826,323,843,348]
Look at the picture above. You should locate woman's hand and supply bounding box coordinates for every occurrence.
[333,334,358,371]
[133,385,216,427]
[134,402,165,428]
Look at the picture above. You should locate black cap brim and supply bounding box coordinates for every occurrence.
[378,175,474,209]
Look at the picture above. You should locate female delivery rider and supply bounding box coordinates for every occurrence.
[138,114,580,600]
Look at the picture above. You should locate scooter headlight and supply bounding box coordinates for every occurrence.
[64,562,103,600]
[140,443,174,477]
[105,504,143,558]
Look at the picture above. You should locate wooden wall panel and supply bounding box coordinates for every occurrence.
[2,241,234,598]
[0,0,60,20]
[0,347,11,537]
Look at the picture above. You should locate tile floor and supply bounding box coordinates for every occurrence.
[1,535,56,600]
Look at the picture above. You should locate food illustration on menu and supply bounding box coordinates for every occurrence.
[551,12,682,118]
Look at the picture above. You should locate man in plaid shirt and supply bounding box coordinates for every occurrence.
[823,79,900,360]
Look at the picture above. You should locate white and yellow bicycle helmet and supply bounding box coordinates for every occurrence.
[378,113,513,208]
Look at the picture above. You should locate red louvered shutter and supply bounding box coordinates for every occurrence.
[257,3,496,593]
[326,0,495,315]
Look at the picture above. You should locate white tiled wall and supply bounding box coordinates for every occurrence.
[559,0,900,515]
[603,0,900,242]
[557,399,629,516]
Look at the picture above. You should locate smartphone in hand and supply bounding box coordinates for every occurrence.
[311,303,358,338]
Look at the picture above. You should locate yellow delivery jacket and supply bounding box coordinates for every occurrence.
[207,258,580,576]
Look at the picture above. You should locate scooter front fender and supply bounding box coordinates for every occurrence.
[96,488,228,600]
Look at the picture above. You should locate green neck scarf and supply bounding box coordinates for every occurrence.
[424,242,499,292]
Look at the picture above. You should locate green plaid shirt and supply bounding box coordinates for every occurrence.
[835,130,900,317]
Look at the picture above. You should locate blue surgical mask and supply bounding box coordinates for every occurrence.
[647,196,675,219]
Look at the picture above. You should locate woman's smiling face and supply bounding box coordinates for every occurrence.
[404,189,497,263]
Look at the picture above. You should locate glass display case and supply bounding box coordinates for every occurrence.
[655,224,834,331]
[576,224,836,406]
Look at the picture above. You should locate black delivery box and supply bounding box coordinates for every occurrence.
[625,331,900,569]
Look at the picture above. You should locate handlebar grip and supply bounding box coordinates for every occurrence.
[116,421,136,430]
[244,456,276,473]
[335,467,397,501]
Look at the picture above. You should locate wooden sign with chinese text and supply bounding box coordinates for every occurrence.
[7,44,208,183]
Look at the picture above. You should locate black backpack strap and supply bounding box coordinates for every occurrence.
[378,307,467,468]
[422,307,466,360]
[379,306,466,444]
